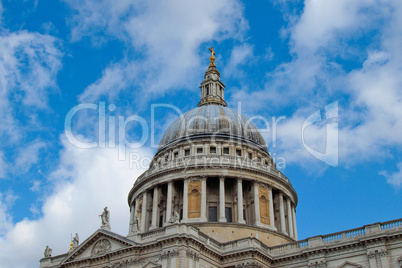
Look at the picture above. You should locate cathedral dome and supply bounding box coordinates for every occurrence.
[158,105,268,152]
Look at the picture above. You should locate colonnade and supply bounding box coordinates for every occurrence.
[129,176,297,240]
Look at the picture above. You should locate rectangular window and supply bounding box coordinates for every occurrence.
[223,147,229,155]
[208,207,218,222]
[159,215,163,227]
[248,152,252,159]
[197,147,203,154]
[225,207,232,222]
[257,157,261,162]
[210,146,216,154]
[185,149,190,156]
[236,149,242,156]
[174,152,178,159]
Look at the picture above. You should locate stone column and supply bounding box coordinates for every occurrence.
[182,178,189,222]
[166,181,173,224]
[134,197,140,219]
[292,205,298,240]
[279,193,287,234]
[253,181,261,226]
[140,192,148,232]
[287,198,294,238]
[128,202,135,234]
[219,176,226,222]
[268,187,276,230]
[150,187,159,229]
[200,176,207,221]
[237,178,245,224]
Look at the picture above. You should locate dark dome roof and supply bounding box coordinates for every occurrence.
[158,105,267,151]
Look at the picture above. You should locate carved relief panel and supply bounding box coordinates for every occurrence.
[188,180,201,218]
[259,184,270,225]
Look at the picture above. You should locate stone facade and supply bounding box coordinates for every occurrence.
[39,51,402,268]
[39,220,402,267]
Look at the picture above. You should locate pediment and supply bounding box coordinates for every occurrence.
[61,229,135,264]
[337,261,363,268]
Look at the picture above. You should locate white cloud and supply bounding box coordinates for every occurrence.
[0,191,18,235]
[0,30,63,141]
[66,0,248,102]
[79,60,138,102]
[0,151,7,178]
[380,162,402,188]
[0,138,153,267]
[29,180,41,192]
[233,0,402,171]
[223,44,254,78]
[291,0,375,53]
[14,140,46,174]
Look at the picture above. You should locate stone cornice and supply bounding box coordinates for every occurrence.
[128,158,297,206]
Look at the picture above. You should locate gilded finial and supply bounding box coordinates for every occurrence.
[209,47,216,67]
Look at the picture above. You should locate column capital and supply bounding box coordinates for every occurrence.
[200,174,207,179]
[236,177,243,182]
[219,175,225,181]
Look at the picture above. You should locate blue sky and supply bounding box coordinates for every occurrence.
[0,0,402,266]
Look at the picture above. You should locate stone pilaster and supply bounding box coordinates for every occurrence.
[279,193,287,235]
[287,198,294,238]
[150,186,159,230]
[379,249,389,268]
[367,250,377,268]
[182,178,189,222]
[219,176,226,222]
[268,187,276,230]
[140,191,148,232]
[253,181,261,226]
[128,202,135,234]
[200,175,207,222]
[166,181,173,224]
[292,205,298,240]
[237,178,245,224]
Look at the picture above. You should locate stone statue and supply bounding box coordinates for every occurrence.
[132,216,139,232]
[209,47,216,67]
[44,245,52,257]
[169,211,180,223]
[72,233,79,249]
[99,207,111,230]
